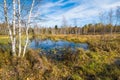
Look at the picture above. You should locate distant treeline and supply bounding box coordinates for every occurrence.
[0,23,120,35]
[33,23,120,35]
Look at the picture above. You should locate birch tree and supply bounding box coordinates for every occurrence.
[3,0,41,57]
[4,0,17,56]
[18,0,22,57]
[23,0,35,57]
[4,0,14,55]
[3,0,13,42]
[12,0,16,56]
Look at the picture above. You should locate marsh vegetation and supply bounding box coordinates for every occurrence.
[0,34,120,80]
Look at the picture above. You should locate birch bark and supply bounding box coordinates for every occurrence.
[4,0,14,54]
[18,0,22,57]
[23,0,35,57]
[12,0,16,56]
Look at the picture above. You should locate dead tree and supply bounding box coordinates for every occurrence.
[108,9,113,37]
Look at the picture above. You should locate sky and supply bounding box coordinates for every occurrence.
[35,0,120,27]
[0,0,120,27]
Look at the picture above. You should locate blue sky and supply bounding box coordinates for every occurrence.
[34,0,120,27]
[0,0,120,27]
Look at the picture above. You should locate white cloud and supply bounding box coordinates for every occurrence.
[31,0,120,27]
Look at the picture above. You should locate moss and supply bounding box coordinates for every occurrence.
[71,74,83,80]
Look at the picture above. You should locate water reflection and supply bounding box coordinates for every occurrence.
[29,39,88,54]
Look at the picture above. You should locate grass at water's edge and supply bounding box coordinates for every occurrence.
[0,35,32,44]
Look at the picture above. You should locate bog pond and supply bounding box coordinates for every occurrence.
[29,39,88,54]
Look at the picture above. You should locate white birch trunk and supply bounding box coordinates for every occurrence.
[23,0,35,57]
[4,0,13,53]
[18,0,22,57]
[13,0,16,56]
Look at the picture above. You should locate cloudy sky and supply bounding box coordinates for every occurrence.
[0,0,119,27]
[34,0,120,27]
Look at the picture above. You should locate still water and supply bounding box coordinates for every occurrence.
[29,39,88,54]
